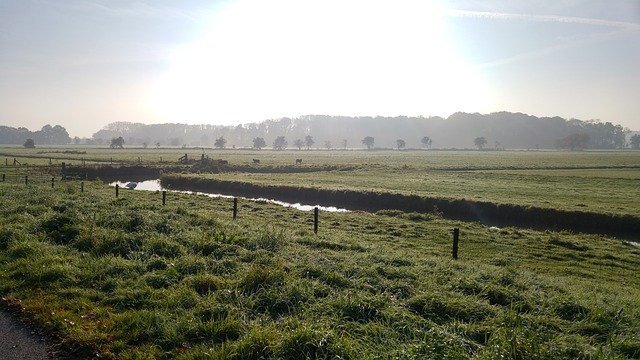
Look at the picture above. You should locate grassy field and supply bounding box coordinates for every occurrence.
[2,146,640,169]
[2,147,639,217]
[0,147,639,358]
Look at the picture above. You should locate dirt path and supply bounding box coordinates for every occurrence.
[0,310,52,360]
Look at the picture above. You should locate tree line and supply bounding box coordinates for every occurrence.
[1,112,637,150]
[0,125,70,145]
[91,112,634,150]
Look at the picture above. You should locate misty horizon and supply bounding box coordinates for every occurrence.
[1,0,639,137]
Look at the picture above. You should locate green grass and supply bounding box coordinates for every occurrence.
[2,145,640,169]
[1,173,639,359]
[2,147,639,217]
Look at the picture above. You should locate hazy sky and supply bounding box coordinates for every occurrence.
[1,0,639,137]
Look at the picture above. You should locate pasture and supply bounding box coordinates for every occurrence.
[0,146,639,358]
[2,146,639,219]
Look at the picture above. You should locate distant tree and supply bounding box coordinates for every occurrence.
[304,135,315,150]
[420,136,432,149]
[23,138,35,148]
[293,139,304,150]
[341,139,347,150]
[630,134,640,149]
[474,137,487,150]
[110,136,125,149]
[556,133,590,151]
[273,136,287,150]
[214,136,227,149]
[73,136,81,145]
[396,139,406,150]
[253,137,266,150]
[362,136,375,150]
[325,140,332,150]
[155,142,161,148]
[142,142,148,149]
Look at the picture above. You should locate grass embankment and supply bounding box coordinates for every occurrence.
[209,168,640,218]
[0,176,639,359]
[160,174,640,238]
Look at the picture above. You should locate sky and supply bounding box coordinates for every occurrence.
[0,0,639,137]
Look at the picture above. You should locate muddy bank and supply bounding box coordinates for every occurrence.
[161,175,640,239]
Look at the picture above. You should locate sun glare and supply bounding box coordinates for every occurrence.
[147,0,489,124]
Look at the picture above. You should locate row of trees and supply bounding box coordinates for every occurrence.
[91,113,635,150]
[198,135,436,151]
[2,113,638,149]
[108,132,640,151]
[0,125,70,145]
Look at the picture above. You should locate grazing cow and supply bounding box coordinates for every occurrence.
[252,159,260,164]
[217,159,229,165]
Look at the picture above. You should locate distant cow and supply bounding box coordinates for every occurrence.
[217,159,229,165]
[295,158,302,164]
[252,159,260,164]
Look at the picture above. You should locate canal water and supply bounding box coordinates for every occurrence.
[109,179,349,213]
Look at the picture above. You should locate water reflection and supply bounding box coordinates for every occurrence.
[109,180,349,213]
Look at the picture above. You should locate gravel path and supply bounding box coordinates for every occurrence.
[0,309,52,360]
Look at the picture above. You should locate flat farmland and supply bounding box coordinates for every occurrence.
[3,147,639,217]
[2,146,640,169]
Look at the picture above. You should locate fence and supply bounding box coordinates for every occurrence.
[1,169,464,259]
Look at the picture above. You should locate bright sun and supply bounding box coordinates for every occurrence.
[147,0,488,124]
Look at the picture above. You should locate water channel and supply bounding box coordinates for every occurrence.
[109,179,349,213]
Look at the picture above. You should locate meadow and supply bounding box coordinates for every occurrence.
[2,146,639,217]
[0,147,639,359]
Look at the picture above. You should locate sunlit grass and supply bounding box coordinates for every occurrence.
[0,175,639,358]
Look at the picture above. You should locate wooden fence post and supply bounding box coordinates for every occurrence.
[451,228,459,260]
[233,197,238,219]
[25,175,28,186]
[51,177,54,188]
[81,182,84,193]
[1,174,4,182]
[162,191,166,206]
[314,207,319,234]
[115,184,119,197]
